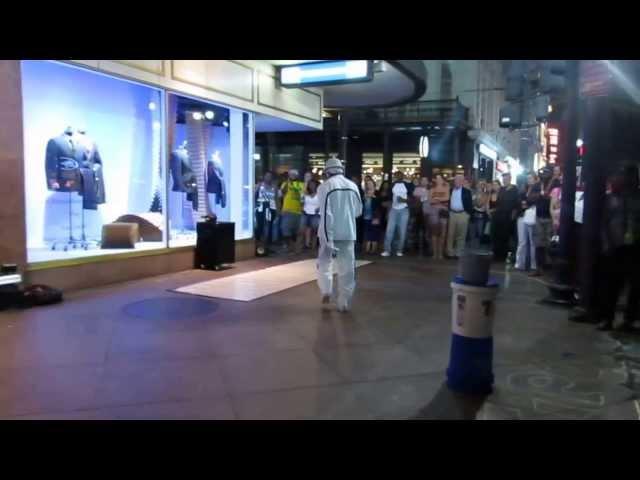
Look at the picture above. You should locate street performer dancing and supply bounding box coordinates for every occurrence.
[316,157,363,313]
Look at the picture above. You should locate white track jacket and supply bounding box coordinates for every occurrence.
[317,174,363,243]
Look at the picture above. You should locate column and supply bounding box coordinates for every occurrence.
[0,61,27,269]
[339,111,349,162]
[383,129,393,181]
[578,95,611,315]
[346,138,363,180]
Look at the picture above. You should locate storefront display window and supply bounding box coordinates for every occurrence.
[21,61,254,265]
[21,60,166,263]
[167,94,252,247]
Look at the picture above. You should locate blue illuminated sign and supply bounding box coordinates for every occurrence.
[278,60,373,88]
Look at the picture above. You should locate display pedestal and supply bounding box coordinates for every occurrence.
[195,221,235,271]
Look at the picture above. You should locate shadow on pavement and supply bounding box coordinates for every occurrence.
[410,382,487,420]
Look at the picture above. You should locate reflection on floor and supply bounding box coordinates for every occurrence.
[28,241,166,263]
[1,253,639,420]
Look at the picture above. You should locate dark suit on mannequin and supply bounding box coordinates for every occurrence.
[45,132,85,193]
[75,131,106,209]
[170,146,197,209]
[206,158,226,208]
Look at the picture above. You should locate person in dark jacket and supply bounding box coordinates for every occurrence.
[596,164,640,331]
[445,174,473,259]
[351,175,365,253]
[492,172,521,261]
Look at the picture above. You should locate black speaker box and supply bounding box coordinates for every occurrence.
[195,221,235,270]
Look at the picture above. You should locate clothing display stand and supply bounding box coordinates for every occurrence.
[51,192,99,251]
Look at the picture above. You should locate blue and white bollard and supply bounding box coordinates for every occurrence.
[446,276,499,395]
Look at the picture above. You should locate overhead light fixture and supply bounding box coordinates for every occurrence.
[457,165,463,169]
[279,60,373,88]
[223,121,229,128]
[205,110,215,120]
[192,112,203,121]
[576,138,584,148]
[434,126,441,130]
[419,136,430,158]
[148,102,157,111]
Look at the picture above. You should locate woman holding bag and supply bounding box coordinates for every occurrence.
[522,173,540,274]
[516,173,539,272]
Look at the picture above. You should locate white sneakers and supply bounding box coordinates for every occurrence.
[381,251,391,257]
[322,294,349,313]
[396,252,403,257]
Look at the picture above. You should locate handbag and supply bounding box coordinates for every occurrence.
[483,220,491,236]
[524,206,537,226]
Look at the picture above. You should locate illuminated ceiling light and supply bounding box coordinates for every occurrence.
[434,126,441,130]
[148,102,157,111]
[457,165,463,169]
[192,112,203,120]
[419,136,430,158]
[205,110,215,120]
[222,121,229,127]
[576,138,584,147]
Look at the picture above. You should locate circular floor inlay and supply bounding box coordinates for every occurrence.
[122,297,219,321]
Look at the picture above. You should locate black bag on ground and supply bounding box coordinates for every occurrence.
[21,285,63,307]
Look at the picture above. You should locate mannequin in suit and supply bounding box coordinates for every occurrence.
[170,141,197,193]
[169,140,198,211]
[74,128,106,209]
[206,150,226,209]
[45,126,84,192]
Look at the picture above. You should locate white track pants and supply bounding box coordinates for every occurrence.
[317,239,356,310]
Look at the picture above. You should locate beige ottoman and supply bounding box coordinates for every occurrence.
[101,223,140,249]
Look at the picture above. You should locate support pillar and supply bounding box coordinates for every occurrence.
[338,111,349,163]
[578,95,611,316]
[383,129,393,182]
[0,61,27,270]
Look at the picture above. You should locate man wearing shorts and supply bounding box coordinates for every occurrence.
[279,169,304,253]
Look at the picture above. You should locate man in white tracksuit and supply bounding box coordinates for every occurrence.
[316,157,363,312]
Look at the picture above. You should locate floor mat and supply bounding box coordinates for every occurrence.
[173,259,372,302]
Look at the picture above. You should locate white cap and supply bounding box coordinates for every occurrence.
[325,157,344,174]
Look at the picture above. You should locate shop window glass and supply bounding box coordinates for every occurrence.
[167,93,252,246]
[21,60,166,263]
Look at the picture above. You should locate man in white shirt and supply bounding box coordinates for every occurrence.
[446,175,473,259]
[316,157,363,313]
[381,171,411,257]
